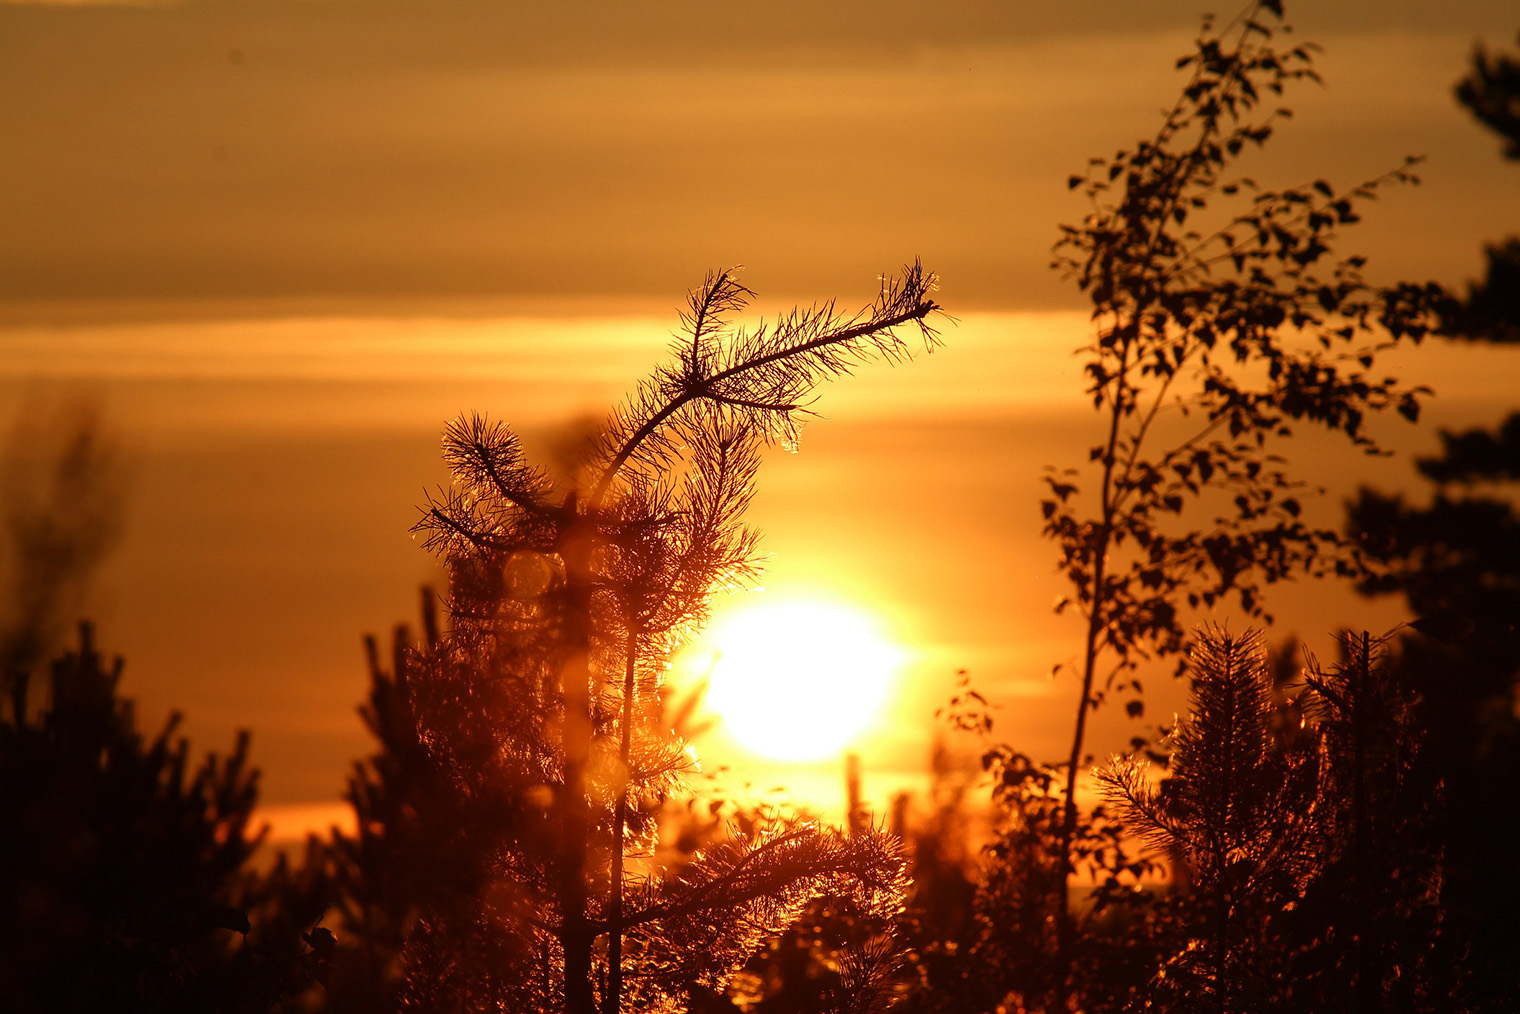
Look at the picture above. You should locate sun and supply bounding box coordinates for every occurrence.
[700,599,905,762]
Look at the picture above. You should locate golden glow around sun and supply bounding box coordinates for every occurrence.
[701,600,905,762]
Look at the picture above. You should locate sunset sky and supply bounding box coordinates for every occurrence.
[3,0,1517,829]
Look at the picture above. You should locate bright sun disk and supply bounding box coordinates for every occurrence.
[701,600,905,762]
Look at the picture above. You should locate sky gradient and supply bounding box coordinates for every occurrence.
[3,0,1516,315]
[3,0,1518,827]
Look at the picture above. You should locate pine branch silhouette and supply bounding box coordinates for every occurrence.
[1099,627,1323,1013]
[387,265,938,1013]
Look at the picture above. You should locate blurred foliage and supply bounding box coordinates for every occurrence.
[1456,31,1520,163]
[1,399,127,720]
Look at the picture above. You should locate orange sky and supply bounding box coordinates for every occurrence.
[5,309,1516,828]
[2,0,1515,315]
[2,0,1518,827]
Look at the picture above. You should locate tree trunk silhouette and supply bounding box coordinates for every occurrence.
[604,628,639,1014]
[560,504,597,1014]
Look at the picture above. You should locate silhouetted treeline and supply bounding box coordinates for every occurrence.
[7,614,1516,1012]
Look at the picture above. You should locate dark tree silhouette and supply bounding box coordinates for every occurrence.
[1440,236,1520,343]
[316,590,449,1012]
[1344,29,1520,1011]
[1098,628,1449,1014]
[1437,39,1520,343]
[1288,633,1444,1013]
[1457,32,1520,162]
[1349,28,1520,680]
[0,623,320,1013]
[345,266,937,1013]
[1101,627,1323,1014]
[1039,1,1441,993]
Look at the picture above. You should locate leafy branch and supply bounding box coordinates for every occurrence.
[1039,0,1445,997]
